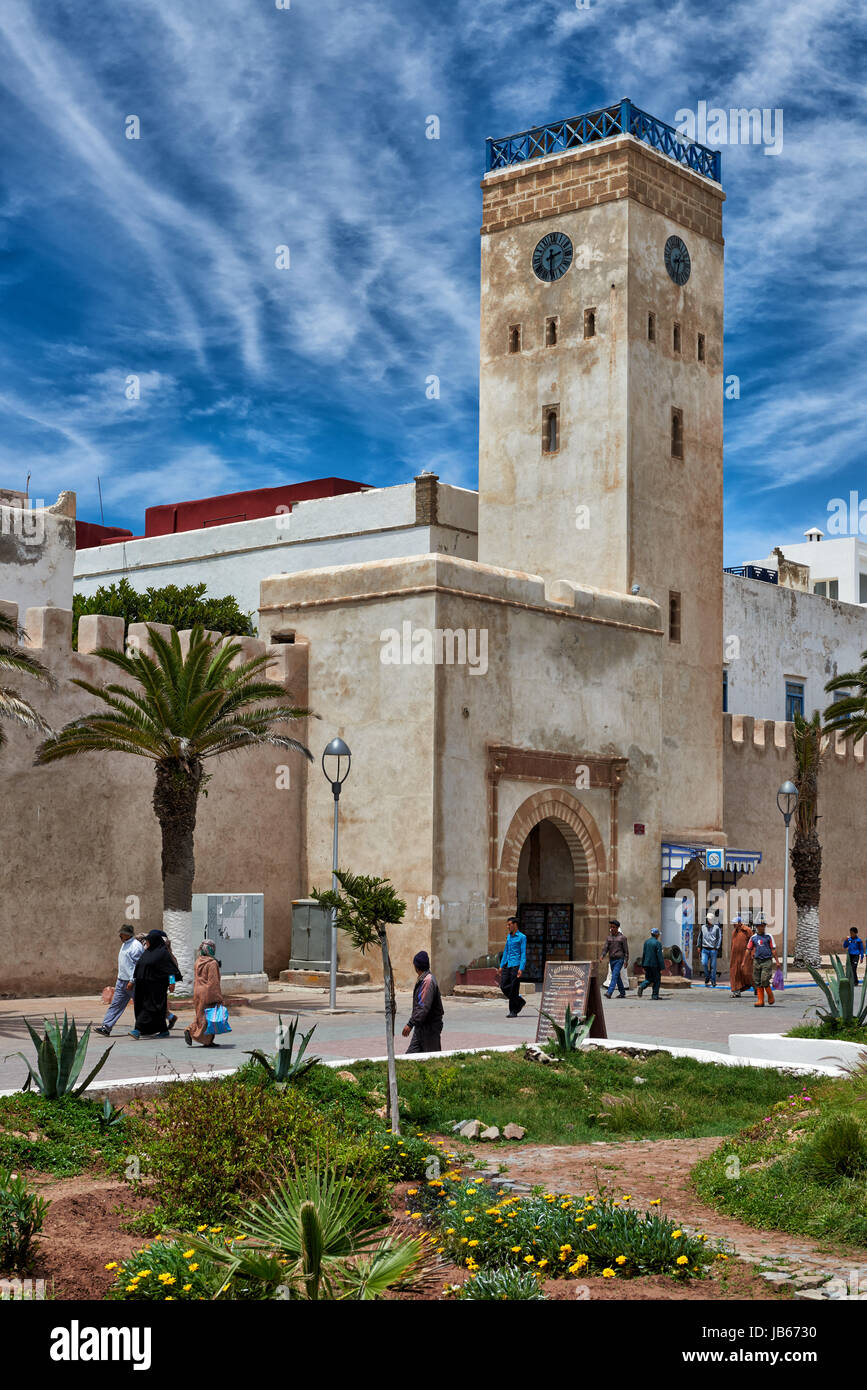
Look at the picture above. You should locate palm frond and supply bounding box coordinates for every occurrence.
[0,688,53,736]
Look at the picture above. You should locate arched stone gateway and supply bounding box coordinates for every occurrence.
[491,787,609,965]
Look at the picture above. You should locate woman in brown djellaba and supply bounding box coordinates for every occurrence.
[184,940,225,1047]
[729,916,753,997]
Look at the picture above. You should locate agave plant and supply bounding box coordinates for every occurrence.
[12,1014,113,1099]
[245,1014,320,1084]
[190,1165,430,1301]
[542,1003,594,1052]
[97,1097,126,1131]
[806,956,867,1027]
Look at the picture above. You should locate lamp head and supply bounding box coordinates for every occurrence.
[322,737,352,795]
[776,779,798,823]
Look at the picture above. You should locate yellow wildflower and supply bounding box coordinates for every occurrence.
[649,1199,661,1207]
[105,1262,118,1271]
[511,1246,522,1253]
[676,1256,688,1266]
[672,1230,682,1239]
[602,1268,616,1278]
[587,1224,597,1231]
[615,1255,627,1266]
[183,1284,192,1292]
[188,1263,200,1273]
[183,1249,195,1259]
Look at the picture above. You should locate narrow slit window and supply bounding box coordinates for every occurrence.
[669,591,682,644]
[648,312,656,342]
[584,307,596,339]
[697,332,706,362]
[545,316,558,347]
[671,408,684,459]
[542,405,560,455]
[508,324,522,354]
[673,321,682,354]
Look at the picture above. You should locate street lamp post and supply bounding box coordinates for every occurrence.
[322,738,351,1010]
[776,779,799,988]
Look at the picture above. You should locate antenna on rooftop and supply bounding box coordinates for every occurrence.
[25,471,30,500]
[97,476,105,525]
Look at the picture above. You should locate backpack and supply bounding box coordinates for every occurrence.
[753,933,772,962]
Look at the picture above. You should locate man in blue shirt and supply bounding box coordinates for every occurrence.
[498,916,527,1018]
[844,927,865,985]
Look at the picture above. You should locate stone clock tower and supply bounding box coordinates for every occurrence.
[477,100,726,839]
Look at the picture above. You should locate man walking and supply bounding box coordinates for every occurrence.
[843,927,865,986]
[599,920,629,999]
[746,918,782,1007]
[637,927,665,1000]
[402,950,444,1052]
[700,912,722,988]
[95,925,143,1037]
[498,916,527,1018]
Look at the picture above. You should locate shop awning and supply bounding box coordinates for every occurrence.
[661,842,762,888]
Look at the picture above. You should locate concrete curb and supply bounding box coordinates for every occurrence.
[0,1034,846,1101]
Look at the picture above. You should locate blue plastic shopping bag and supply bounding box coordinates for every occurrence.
[205,1004,231,1035]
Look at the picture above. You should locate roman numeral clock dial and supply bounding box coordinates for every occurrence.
[664,234,691,285]
[532,231,573,282]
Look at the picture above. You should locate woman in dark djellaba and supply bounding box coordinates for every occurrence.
[129,930,174,1038]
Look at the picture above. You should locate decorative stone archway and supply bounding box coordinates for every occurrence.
[487,744,627,959]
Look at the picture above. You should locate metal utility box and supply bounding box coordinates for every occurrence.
[289,898,332,971]
[191,893,264,976]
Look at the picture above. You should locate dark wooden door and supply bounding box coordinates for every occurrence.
[518,903,574,983]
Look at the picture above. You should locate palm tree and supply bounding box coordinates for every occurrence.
[825,651,867,742]
[34,625,311,986]
[312,871,406,1134]
[0,609,53,747]
[790,710,823,970]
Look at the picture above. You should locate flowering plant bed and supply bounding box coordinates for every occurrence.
[406,1172,725,1283]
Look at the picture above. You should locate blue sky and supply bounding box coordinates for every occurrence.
[0,0,864,565]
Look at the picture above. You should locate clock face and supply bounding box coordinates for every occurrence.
[532,232,573,282]
[664,235,691,286]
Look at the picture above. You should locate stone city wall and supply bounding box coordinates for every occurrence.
[0,602,308,996]
[722,712,867,955]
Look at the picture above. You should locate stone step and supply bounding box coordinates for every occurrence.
[278,968,370,988]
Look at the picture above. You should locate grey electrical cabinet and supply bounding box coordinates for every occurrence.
[191,893,264,976]
[289,899,332,971]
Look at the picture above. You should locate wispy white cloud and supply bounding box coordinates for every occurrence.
[0,0,862,558]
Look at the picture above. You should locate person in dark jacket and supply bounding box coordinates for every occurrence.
[129,931,174,1039]
[599,920,629,998]
[637,927,665,999]
[401,951,444,1053]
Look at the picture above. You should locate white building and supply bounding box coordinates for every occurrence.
[723,570,867,721]
[74,477,478,620]
[756,528,867,606]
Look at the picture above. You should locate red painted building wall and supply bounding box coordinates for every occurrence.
[76,477,369,548]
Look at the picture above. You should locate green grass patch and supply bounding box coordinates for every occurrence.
[788,1021,867,1045]
[299,1050,815,1145]
[0,1093,143,1177]
[691,1073,867,1247]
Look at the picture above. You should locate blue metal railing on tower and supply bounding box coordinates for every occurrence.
[485,99,722,183]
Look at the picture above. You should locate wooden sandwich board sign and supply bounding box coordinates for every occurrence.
[535,960,607,1043]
